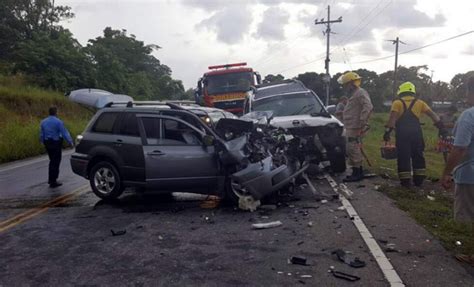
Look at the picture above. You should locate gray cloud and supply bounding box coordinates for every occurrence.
[255,7,290,41]
[197,6,253,44]
[300,1,446,45]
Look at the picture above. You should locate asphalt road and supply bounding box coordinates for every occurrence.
[0,153,473,286]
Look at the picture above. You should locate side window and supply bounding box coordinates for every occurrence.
[118,113,139,137]
[92,113,119,134]
[162,119,202,146]
[141,117,161,145]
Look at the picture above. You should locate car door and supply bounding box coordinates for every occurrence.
[137,114,219,191]
[114,112,145,182]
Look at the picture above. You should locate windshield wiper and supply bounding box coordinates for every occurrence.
[310,106,331,117]
[291,104,315,115]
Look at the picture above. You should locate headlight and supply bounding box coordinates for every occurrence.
[76,134,83,145]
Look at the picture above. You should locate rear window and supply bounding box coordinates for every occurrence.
[92,113,119,134]
[118,113,139,137]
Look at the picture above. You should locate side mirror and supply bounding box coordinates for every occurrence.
[255,72,262,85]
[203,134,215,147]
[197,79,203,94]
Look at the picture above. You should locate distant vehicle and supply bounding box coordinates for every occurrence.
[243,80,346,173]
[196,62,262,114]
[66,89,133,109]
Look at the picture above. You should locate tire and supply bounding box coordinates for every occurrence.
[329,151,346,173]
[89,161,124,200]
[224,178,244,206]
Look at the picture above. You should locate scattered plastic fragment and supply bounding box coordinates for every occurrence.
[321,200,328,204]
[110,229,126,236]
[330,270,360,282]
[158,235,164,240]
[290,256,308,266]
[239,196,261,212]
[332,249,366,268]
[427,195,435,201]
[337,206,345,211]
[455,241,462,246]
[252,221,283,229]
[374,185,381,191]
[307,222,313,227]
[301,275,312,278]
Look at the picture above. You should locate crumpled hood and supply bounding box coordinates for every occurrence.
[269,114,342,129]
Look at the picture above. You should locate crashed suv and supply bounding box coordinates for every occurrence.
[70,102,307,206]
[243,80,346,173]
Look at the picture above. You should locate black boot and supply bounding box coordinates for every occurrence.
[343,167,364,182]
[413,175,425,187]
[400,179,411,188]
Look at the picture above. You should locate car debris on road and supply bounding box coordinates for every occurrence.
[252,220,283,229]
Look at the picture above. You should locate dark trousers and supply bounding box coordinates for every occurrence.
[396,130,426,186]
[44,140,62,184]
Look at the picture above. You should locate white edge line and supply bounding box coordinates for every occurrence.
[324,174,405,287]
[0,150,74,173]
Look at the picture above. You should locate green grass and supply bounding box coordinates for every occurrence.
[0,76,93,163]
[364,113,474,255]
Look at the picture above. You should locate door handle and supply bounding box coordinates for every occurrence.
[114,139,123,147]
[147,150,165,156]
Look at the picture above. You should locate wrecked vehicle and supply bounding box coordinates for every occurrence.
[70,101,307,208]
[243,80,346,173]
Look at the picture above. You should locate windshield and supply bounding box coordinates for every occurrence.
[252,92,325,117]
[205,72,254,95]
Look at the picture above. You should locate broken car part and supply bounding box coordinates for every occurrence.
[332,249,366,268]
[330,270,361,282]
[252,221,283,229]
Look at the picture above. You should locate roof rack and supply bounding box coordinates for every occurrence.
[103,100,200,109]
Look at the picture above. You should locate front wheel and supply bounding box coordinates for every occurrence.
[329,151,346,173]
[89,161,124,200]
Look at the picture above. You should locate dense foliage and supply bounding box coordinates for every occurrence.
[0,0,184,100]
[265,67,474,112]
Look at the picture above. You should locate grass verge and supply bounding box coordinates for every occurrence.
[0,76,93,163]
[364,113,474,255]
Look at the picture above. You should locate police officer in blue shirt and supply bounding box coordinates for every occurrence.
[40,107,74,188]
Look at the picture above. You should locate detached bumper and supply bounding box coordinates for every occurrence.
[231,157,308,200]
[70,153,89,178]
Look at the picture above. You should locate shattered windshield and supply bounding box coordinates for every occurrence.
[206,72,253,95]
[252,93,324,117]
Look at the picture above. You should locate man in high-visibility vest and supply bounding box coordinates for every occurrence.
[338,71,373,182]
[384,82,446,187]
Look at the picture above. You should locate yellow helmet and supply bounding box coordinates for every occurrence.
[397,81,416,96]
[337,71,361,85]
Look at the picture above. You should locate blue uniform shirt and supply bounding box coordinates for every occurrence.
[40,116,73,145]
[452,107,474,184]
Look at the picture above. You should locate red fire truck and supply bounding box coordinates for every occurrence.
[196,62,261,114]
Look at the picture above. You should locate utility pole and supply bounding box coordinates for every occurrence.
[387,37,405,98]
[315,5,342,106]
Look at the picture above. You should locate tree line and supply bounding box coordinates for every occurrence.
[264,67,474,112]
[0,0,184,100]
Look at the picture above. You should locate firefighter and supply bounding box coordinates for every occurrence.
[383,82,446,187]
[338,71,373,182]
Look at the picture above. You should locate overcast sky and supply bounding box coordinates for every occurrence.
[58,0,474,89]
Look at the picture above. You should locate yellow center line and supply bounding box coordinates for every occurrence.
[0,185,89,233]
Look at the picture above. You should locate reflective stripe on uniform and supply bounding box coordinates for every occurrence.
[398,171,412,179]
[413,169,426,176]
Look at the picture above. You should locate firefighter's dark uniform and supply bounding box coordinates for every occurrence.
[391,96,431,186]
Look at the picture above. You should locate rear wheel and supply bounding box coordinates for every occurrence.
[89,161,124,200]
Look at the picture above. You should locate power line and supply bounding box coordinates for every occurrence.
[274,55,327,74]
[351,30,474,65]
